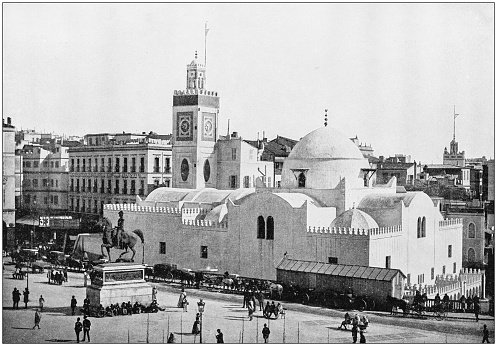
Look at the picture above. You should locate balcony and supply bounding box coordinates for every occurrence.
[131,166,136,173]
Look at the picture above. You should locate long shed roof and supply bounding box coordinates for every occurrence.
[276,258,405,281]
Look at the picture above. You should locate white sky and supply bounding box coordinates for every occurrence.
[3,3,494,164]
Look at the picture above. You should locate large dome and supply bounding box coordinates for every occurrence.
[288,127,364,160]
[281,126,367,189]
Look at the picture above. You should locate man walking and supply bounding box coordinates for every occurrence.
[215,329,224,343]
[82,315,91,342]
[23,287,29,309]
[482,324,491,343]
[75,317,83,343]
[262,323,270,343]
[39,295,45,311]
[33,309,41,329]
[12,287,20,309]
[71,296,78,315]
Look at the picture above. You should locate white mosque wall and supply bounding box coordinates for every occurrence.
[306,231,370,265]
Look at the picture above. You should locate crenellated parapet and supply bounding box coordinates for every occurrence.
[174,89,218,97]
[182,208,210,216]
[439,218,463,229]
[104,203,181,214]
[306,225,402,237]
[182,219,228,229]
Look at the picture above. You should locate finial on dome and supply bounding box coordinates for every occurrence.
[352,202,355,209]
[324,109,328,127]
[195,51,198,59]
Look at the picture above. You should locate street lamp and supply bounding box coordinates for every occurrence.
[197,299,205,343]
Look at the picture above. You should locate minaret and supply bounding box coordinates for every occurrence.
[443,106,465,167]
[172,53,219,189]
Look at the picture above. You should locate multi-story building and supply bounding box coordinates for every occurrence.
[375,154,422,186]
[3,118,16,247]
[20,140,74,213]
[68,133,172,215]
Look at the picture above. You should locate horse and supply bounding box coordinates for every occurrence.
[269,283,283,300]
[96,217,145,262]
[386,295,410,315]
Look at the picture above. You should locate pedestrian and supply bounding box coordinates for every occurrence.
[33,309,41,329]
[482,324,491,343]
[177,288,188,312]
[83,271,88,287]
[459,295,467,313]
[351,316,359,343]
[216,329,224,343]
[39,295,45,311]
[82,315,91,342]
[12,287,20,309]
[248,299,254,321]
[75,317,83,343]
[474,299,481,322]
[359,330,366,343]
[71,296,78,315]
[152,286,158,301]
[167,333,175,343]
[262,323,270,343]
[192,313,200,335]
[23,287,29,309]
[63,267,68,282]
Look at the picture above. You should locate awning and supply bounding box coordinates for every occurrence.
[15,216,39,226]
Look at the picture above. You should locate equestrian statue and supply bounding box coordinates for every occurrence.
[97,211,145,262]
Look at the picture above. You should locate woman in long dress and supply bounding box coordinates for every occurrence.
[192,313,200,334]
[177,288,187,312]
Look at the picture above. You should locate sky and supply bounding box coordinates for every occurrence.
[3,3,494,164]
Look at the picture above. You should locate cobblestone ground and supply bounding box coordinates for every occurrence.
[2,260,494,343]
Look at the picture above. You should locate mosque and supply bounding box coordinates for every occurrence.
[103,56,484,298]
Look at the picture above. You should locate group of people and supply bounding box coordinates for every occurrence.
[12,287,44,310]
[12,267,26,279]
[47,268,67,285]
[74,316,92,343]
[337,312,369,343]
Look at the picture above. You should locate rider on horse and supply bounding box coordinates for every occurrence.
[116,211,125,248]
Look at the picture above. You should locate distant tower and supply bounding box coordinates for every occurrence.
[443,106,465,167]
[171,53,219,189]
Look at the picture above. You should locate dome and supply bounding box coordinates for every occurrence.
[288,127,364,160]
[330,208,378,229]
[281,126,368,189]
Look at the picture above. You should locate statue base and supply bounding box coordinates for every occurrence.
[86,263,151,307]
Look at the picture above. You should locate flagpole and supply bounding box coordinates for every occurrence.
[205,22,208,66]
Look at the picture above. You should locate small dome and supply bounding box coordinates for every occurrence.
[330,208,378,229]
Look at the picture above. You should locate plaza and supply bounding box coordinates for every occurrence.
[2,260,493,344]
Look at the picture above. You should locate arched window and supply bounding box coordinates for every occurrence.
[266,216,274,240]
[298,172,306,188]
[257,216,265,239]
[468,223,476,238]
[468,248,476,262]
[417,217,421,238]
[421,217,426,237]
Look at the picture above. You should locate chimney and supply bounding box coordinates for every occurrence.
[263,131,267,142]
[231,132,238,138]
[7,117,11,125]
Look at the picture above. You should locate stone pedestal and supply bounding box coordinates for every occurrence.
[86,263,152,307]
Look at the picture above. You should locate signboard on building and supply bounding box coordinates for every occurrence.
[48,216,80,229]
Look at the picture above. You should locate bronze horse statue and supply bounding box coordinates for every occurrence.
[96,217,145,262]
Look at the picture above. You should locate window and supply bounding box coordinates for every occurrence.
[203,159,210,182]
[32,179,38,187]
[442,265,446,275]
[257,216,265,239]
[44,196,48,204]
[266,216,274,240]
[50,195,54,203]
[108,158,112,172]
[123,158,128,172]
[82,159,86,172]
[51,161,54,168]
[54,196,58,205]
[407,274,411,285]
[422,217,426,237]
[453,262,457,273]
[115,158,120,172]
[154,157,160,172]
[418,274,424,284]
[55,161,59,168]
[181,159,189,181]
[24,195,30,204]
[56,180,58,187]
[243,176,250,188]
[43,179,48,187]
[200,246,208,259]
[468,248,476,262]
[468,223,476,238]
[229,175,237,188]
[33,161,39,168]
[159,242,166,254]
[417,217,421,238]
[231,148,237,160]
[43,161,48,167]
[25,161,31,168]
[448,245,452,258]
[298,172,306,188]
[328,257,338,264]
[140,157,145,172]
[131,157,136,172]
[165,158,171,173]
[431,267,434,280]
[50,179,54,187]
[385,256,391,269]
